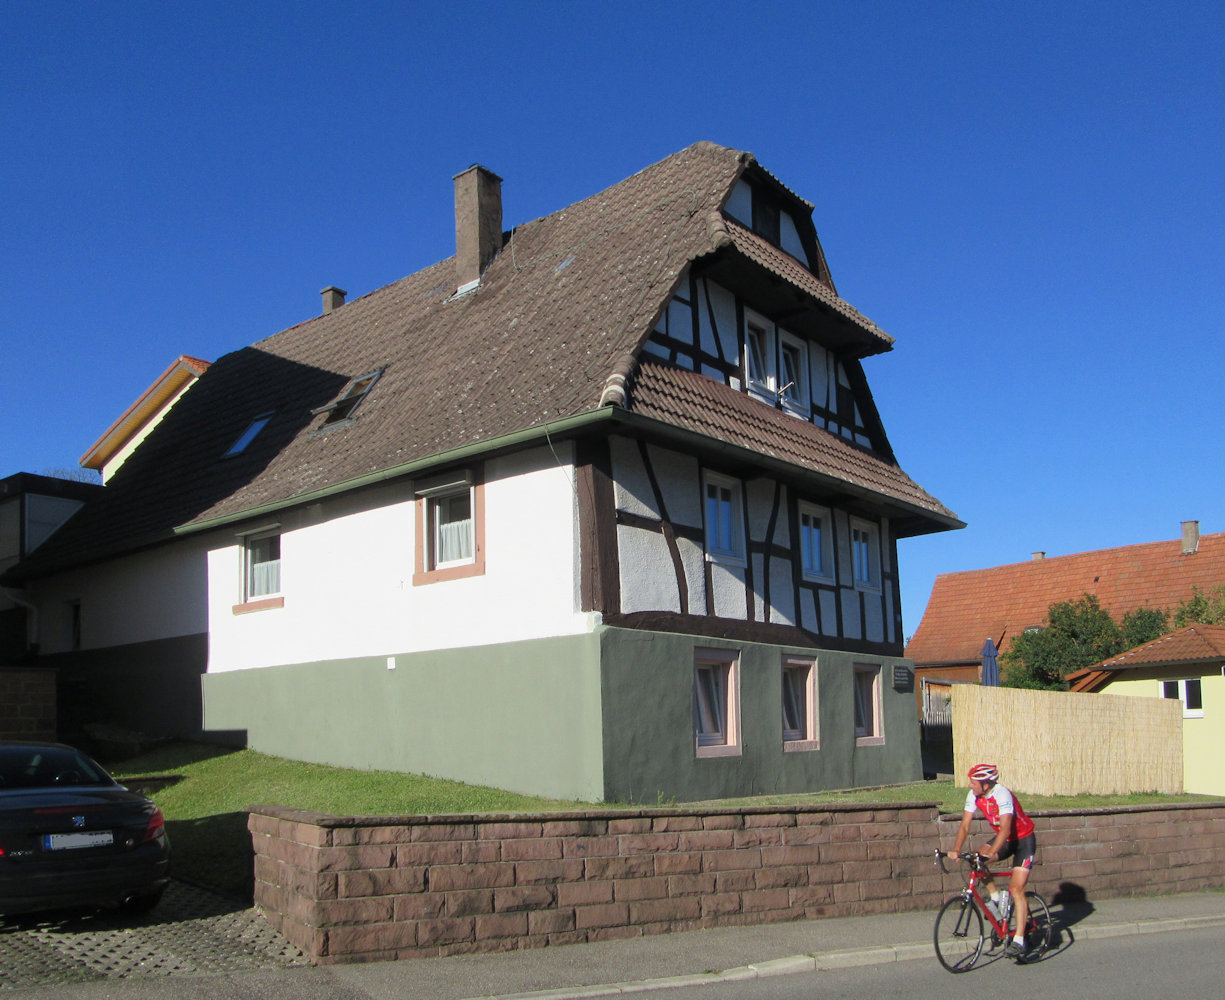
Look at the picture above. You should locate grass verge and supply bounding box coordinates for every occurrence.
[112,741,1222,903]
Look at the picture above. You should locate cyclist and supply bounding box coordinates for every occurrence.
[945,763,1036,957]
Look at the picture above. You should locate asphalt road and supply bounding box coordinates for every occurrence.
[3,886,1222,999]
[608,924,1225,999]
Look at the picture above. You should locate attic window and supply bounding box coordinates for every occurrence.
[225,412,274,457]
[315,369,383,425]
[752,192,781,245]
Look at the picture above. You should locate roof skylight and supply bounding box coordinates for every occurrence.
[225,412,274,457]
[314,368,384,425]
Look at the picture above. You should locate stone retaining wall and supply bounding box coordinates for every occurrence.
[248,801,1225,965]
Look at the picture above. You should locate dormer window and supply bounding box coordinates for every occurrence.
[225,412,274,457]
[314,368,383,425]
[751,192,780,245]
[725,179,812,266]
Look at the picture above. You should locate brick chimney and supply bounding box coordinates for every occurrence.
[453,165,503,293]
[1181,520,1200,555]
[321,286,346,314]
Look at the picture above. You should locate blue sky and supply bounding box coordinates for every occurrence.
[3,1,1221,637]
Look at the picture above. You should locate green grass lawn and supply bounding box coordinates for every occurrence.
[112,742,586,900]
[112,742,1222,903]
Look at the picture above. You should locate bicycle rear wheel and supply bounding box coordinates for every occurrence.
[1006,890,1053,961]
[934,895,984,972]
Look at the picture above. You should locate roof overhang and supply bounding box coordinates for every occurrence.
[694,241,892,359]
[609,409,963,538]
[81,356,211,471]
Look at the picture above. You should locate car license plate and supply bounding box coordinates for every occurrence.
[44,830,114,850]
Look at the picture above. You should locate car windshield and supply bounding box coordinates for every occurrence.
[0,746,114,790]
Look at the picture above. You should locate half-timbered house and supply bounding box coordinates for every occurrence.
[5,142,961,801]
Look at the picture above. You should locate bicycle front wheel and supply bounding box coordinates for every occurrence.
[934,895,984,972]
[1007,890,1052,961]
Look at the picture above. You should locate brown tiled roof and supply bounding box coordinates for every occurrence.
[627,359,959,534]
[719,219,893,348]
[1067,624,1225,692]
[11,141,956,578]
[905,533,1225,665]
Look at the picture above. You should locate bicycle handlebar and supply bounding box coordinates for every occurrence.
[933,849,988,874]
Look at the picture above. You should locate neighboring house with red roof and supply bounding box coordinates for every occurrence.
[1067,624,1225,795]
[2,142,961,801]
[905,522,1224,694]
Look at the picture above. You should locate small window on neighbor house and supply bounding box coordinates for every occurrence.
[315,368,383,425]
[694,649,740,757]
[1161,678,1203,718]
[244,532,281,600]
[703,472,745,565]
[225,412,274,457]
[854,663,884,745]
[851,519,881,590]
[782,656,818,751]
[67,600,81,651]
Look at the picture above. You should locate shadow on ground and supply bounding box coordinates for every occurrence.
[166,812,255,903]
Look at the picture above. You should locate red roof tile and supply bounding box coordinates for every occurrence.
[905,531,1225,665]
[1067,624,1225,691]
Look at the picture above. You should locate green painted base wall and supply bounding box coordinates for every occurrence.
[203,626,921,804]
[598,627,922,803]
[202,633,607,801]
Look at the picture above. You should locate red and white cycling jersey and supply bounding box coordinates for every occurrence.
[964,783,1035,840]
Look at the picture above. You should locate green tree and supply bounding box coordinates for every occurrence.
[1001,594,1128,691]
[1172,584,1225,627]
[1120,606,1169,648]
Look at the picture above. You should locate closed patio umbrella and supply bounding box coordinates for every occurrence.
[981,637,1000,686]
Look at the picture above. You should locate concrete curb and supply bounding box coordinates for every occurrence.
[464,913,1225,1000]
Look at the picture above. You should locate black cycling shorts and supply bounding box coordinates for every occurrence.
[996,833,1037,870]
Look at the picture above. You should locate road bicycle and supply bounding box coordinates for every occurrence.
[932,850,1052,972]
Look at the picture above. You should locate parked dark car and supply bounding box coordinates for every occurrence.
[0,741,170,917]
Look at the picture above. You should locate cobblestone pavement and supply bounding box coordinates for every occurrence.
[0,880,309,990]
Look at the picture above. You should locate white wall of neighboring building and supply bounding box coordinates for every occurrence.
[28,536,211,653]
[206,445,594,673]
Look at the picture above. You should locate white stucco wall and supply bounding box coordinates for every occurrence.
[206,446,594,673]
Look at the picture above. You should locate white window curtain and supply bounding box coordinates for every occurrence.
[247,535,280,597]
[438,518,473,562]
[434,492,474,565]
